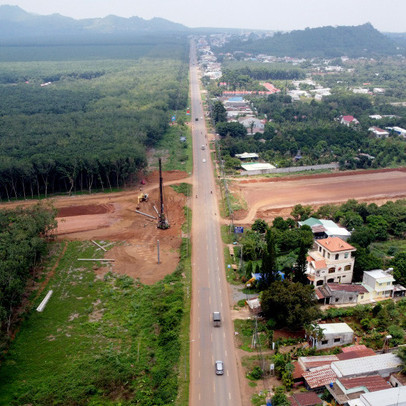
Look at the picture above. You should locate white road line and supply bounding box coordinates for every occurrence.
[198,302,200,308]
[198,351,201,358]
[209,296,211,304]
[229,392,232,400]
[199,393,201,401]
[219,288,222,295]
[213,383,216,393]
[211,333,213,342]
[225,350,228,357]
[227,370,229,377]
[223,332,226,339]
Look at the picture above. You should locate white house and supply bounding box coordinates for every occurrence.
[341,115,359,126]
[310,323,354,349]
[306,237,356,286]
[368,126,390,138]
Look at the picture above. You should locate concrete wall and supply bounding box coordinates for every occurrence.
[239,163,339,176]
[316,331,354,349]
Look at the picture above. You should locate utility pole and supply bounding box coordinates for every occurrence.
[157,158,169,230]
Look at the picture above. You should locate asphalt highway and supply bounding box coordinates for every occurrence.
[189,40,242,406]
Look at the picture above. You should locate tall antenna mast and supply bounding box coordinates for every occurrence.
[157,158,169,230]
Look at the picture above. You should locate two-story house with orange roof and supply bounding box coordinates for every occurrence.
[306,237,356,286]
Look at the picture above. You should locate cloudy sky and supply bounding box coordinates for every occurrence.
[1,0,405,32]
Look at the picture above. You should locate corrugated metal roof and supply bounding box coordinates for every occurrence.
[359,386,406,405]
[339,375,391,392]
[327,283,368,294]
[241,163,275,171]
[331,353,402,378]
[302,365,337,389]
[288,392,322,406]
[300,355,339,371]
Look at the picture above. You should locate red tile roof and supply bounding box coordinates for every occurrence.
[339,375,391,392]
[315,288,325,299]
[342,115,355,122]
[317,237,356,252]
[327,283,368,294]
[288,391,322,406]
[302,365,337,389]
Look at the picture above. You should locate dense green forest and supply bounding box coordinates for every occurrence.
[215,24,402,58]
[0,205,56,347]
[0,38,189,201]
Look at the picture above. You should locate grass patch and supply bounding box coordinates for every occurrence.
[224,247,241,285]
[221,224,235,244]
[171,183,192,197]
[234,319,269,353]
[0,238,192,405]
[156,120,193,173]
[370,239,406,259]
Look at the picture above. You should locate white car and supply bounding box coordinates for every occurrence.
[202,159,206,163]
[215,360,224,375]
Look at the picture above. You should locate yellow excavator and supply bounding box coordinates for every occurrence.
[137,193,149,208]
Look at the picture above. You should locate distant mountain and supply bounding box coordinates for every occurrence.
[217,23,403,58]
[0,5,188,42]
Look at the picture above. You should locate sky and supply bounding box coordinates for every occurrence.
[1,0,405,32]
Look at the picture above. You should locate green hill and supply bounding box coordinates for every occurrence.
[217,23,402,58]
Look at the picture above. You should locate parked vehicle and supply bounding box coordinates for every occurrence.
[213,311,221,327]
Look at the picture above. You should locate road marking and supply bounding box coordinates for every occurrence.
[223,332,226,339]
[213,383,216,393]
[198,333,200,339]
[225,350,228,357]
[219,288,222,295]
[198,351,200,358]
[211,333,213,342]
[227,370,229,377]
[198,302,200,308]
[209,296,211,305]
[229,392,232,400]
[199,393,201,401]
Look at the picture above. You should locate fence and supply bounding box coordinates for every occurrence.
[239,163,339,176]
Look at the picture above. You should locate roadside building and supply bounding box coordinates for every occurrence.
[306,237,356,286]
[309,323,354,350]
[299,218,351,240]
[240,162,276,175]
[316,283,368,305]
[302,365,337,392]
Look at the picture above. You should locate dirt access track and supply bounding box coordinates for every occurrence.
[1,170,190,285]
[230,168,406,224]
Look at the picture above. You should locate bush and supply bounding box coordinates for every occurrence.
[248,366,263,380]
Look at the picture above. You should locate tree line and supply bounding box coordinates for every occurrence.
[0,204,56,349]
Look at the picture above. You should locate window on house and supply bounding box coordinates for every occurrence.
[317,280,324,286]
[328,253,330,259]
[344,253,349,258]
[327,278,334,283]
[387,282,391,286]
[328,267,335,274]
[344,265,351,271]
[334,338,341,343]
[349,296,353,301]
[335,298,339,302]
[360,295,364,299]
[319,246,322,252]
[321,340,328,345]
[335,254,339,260]
[323,250,326,257]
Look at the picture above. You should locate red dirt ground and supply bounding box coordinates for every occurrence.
[230,168,406,225]
[1,170,189,285]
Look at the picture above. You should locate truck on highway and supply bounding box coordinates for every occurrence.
[213,311,221,327]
